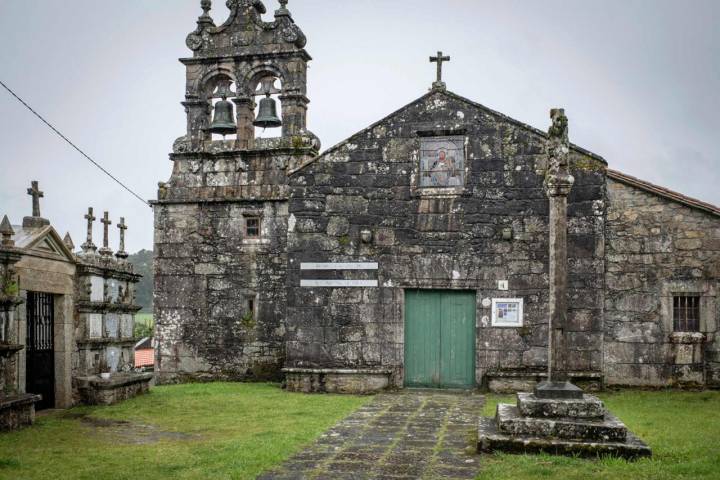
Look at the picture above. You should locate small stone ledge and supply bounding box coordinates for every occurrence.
[283,368,391,394]
[0,344,24,357]
[75,372,153,405]
[670,332,706,344]
[478,417,652,460]
[0,393,41,431]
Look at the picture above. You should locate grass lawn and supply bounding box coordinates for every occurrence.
[477,390,720,480]
[0,382,370,480]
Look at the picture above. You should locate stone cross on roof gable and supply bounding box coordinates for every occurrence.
[81,207,97,253]
[99,211,113,257]
[116,217,129,260]
[27,181,44,217]
[430,51,450,90]
[22,180,50,228]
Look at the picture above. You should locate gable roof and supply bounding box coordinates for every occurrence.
[12,224,77,263]
[607,169,720,218]
[291,88,606,175]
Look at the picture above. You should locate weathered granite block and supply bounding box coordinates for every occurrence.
[496,404,627,442]
[75,373,153,406]
[517,392,605,419]
[0,394,41,431]
[283,368,390,394]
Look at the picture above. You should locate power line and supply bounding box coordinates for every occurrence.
[0,79,151,207]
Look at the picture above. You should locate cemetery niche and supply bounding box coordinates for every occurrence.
[0,184,152,424]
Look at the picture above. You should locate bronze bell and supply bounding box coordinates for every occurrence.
[209,95,237,136]
[253,95,282,129]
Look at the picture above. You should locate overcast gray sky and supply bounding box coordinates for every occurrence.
[1,0,718,253]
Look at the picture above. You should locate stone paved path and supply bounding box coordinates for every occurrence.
[258,390,484,480]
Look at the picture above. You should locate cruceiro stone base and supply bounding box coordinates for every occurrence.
[283,368,391,394]
[0,393,42,431]
[75,372,154,405]
[478,387,651,459]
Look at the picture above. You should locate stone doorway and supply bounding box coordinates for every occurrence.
[25,292,55,410]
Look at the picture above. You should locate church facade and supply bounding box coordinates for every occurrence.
[153,0,720,393]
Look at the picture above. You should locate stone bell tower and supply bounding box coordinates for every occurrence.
[152,0,319,383]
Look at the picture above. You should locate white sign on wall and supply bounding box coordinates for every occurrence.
[491,298,524,327]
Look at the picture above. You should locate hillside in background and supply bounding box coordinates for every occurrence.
[128,249,153,313]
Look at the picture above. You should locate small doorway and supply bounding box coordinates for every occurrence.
[26,292,55,409]
[404,290,476,389]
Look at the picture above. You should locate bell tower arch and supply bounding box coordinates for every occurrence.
[179,0,317,151]
[152,0,319,384]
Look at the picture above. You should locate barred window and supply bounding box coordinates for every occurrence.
[245,217,260,238]
[673,294,701,332]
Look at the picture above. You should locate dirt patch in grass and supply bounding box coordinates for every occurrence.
[64,411,197,445]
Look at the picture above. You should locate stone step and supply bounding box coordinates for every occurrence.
[495,404,628,442]
[516,392,606,419]
[478,417,652,460]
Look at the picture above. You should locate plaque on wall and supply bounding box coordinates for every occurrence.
[88,314,103,338]
[419,136,465,187]
[120,314,134,338]
[105,314,119,338]
[109,279,120,303]
[90,276,105,302]
[106,347,121,373]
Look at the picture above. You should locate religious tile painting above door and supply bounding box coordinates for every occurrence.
[419,136,465,187]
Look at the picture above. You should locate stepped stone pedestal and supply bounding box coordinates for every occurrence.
[478,383,652,459]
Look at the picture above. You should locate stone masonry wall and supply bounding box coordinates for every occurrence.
[286,90,606,388]
[605,178,720,387]
[153,147,312,383]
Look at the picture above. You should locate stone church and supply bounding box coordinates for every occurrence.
[153,0,720,393]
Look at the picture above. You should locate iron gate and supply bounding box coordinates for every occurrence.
[26,292,55,409]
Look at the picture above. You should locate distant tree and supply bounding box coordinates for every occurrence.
[127,249,154,313]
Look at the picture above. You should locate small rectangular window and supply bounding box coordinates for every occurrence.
[245,217,260,238]
[673,294,700,332]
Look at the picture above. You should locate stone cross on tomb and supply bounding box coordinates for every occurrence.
[115,217,129,259]
[430,51,450,90]
[99,211,113,256]
[22,181,50,228]
[81,207,97,253]
[27,181,43,217]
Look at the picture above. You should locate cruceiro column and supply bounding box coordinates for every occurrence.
[477,109,651,459]
[537,108,577,397]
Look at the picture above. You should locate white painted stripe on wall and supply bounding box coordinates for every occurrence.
[300,262,379,270]
[300,280,379,288]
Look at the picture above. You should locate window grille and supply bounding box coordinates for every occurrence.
[245,217,260,238]
[673,294,701,332]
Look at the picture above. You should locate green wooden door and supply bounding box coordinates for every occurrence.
[404,290,476,388]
